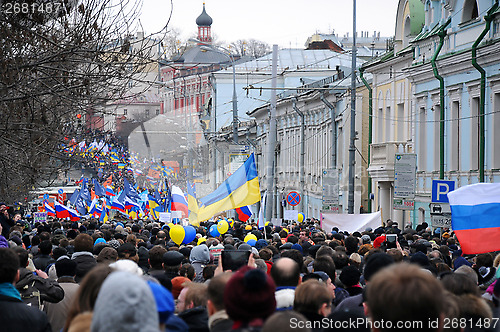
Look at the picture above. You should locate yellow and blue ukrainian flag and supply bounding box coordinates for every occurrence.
[187,180,199,226]
[197,154,260,222]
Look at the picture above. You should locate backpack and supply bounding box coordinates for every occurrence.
[18,279,43,310]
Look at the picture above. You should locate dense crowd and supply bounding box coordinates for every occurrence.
[1,203,499,332]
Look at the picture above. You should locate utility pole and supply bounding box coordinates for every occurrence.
[348,0,357,214]
[265,45,278,222]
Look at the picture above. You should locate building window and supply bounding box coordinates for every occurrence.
[418,107,426,171]
[385,105,392,141]
[145,109,150,116]
[450,101,460,171]
[433,105,440,172]
[471,97,480,170]
[123,109,128,115]
[378,107,384,142]
[397,103,404,141]
[462,0,479,23]
[156,109,160,115]
[494,93,500,169]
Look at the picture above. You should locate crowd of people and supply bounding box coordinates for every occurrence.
[1,204,500,332]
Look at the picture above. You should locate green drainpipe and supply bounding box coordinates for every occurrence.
[359,68,372,213]
[472,1,499,183]
[431,18,451,180]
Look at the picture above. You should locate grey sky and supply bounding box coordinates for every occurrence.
[139,0,400,47]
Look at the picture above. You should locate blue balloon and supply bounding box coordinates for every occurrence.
[247,239,257,247]
[209,224,220,237]
[183,225,197,244]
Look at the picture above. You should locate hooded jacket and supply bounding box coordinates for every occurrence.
[72,251,97,283]
[190,245,210,282]
[91,271,159,332]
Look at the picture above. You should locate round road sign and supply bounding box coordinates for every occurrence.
[287,191,301,206]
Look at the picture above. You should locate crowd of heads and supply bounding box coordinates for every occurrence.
[0,213,499,331]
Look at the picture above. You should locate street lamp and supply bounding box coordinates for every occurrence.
[189,38,239,144]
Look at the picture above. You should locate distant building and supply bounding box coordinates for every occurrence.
[305,31,393,60]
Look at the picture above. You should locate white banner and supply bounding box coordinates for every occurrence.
[171,211,182,220]
[321,211,382,233]
[284,210,299,221]
[159,212,171,223]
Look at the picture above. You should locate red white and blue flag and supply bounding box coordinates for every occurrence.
[236,205,252,222]
[44,201,56,216]
[54,201,81,221]
[170,186,188,218]
[448,183,500,254]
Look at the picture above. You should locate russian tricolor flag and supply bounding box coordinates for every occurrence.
[54,201,81,221]
[236,205,252,222]
[110,199,126,213]
[170,186,188,218]
[44,201,56,216]
[105,186,116,197]
[448,183,500,254]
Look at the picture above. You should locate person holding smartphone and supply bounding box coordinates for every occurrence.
[0,203,14,238]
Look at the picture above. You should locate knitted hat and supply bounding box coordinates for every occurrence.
[291,243,303,254]
[96,247,118,263]
[109,260,143,276]
[410,252,430,267]
[55,257,77,278]
[117,243,137,258]
[224,266,276,322]
[373,235,386,249]
[91,271,158,332]
[107,239,120,250]
[94,238,106,246]
[147,281,175,324]
[363,253,395,282]
[171,276,190,299]
[255,239,268,250]
[361,234,371,244]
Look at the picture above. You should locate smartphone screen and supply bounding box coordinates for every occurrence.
[386,234,397,249]
[221,250,250,271]
[386,234,397,243]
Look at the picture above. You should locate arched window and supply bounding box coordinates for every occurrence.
[403,16,411,48]
[462,0,479,23]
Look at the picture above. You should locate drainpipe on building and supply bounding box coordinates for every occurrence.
[292,98,305,213]
[359,67,372,213]
[472,1,498,183]
[431,18,451,180]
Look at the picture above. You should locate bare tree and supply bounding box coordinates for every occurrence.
[0,0,163,202]
[228,38,270,58]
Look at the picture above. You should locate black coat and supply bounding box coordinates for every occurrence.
[16,268,65,304]
[178,306,210,332]
[0,213,15,238]
[0,294,52,332]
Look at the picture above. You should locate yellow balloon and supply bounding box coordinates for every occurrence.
[217,220,229,234]
[244,234,257,243]
[168,223,175,229]
[169,225,185,245]
[197,237,207,245]
[298,213,304,223]
[245,225,252,231]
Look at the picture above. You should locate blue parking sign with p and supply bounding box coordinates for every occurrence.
[431,180,455,203]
